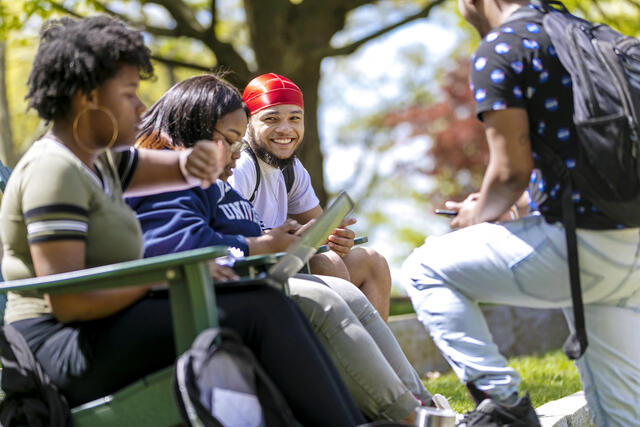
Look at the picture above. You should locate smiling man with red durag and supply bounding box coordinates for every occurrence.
[229,73,393,321]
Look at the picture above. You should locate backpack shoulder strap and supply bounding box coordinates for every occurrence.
[560,181,589,360]
[243,146,261,203]
[505,0,570,24]
[279,163,295,195]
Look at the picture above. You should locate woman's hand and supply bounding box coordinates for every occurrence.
[247,219,301,254]
[182,140,226,188]
[208,261,239,282]
[264,219,301,251]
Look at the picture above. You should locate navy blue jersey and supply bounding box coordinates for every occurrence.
[470,4,617,228]
[126,181,264,257]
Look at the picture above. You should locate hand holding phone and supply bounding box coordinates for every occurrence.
[434,209,458,217]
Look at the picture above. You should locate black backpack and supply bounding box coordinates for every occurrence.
[243,145,295,204]
[174,328,299,427]
[511,1,640,359]
[0,324,70,427]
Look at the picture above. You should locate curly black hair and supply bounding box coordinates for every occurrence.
[136,74,248,150]
[25,15,154,121]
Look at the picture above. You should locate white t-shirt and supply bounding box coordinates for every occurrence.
[228,151,319,229]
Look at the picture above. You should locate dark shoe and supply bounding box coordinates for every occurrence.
[466,382,489,405]
[457,393,540,427]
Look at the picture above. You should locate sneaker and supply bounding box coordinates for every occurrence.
[457,393,540,427]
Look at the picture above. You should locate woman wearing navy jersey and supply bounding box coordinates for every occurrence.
[127,74,435,423]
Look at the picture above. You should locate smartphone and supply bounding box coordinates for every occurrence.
[434,209,458,217]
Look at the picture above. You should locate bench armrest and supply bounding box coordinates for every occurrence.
[232,236,369,277]
[0,246,227,353]
[0,246,226,293]
[232,253,283,277]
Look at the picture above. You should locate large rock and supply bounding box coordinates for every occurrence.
[388,306,569,376]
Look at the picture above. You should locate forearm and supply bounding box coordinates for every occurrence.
[247,235,278,255]
[474,162,529,223]
[124,149,192,197]
[289,205,322,225]
[473,109,533,223]
[46,285,153,323]
[247,232,295,255]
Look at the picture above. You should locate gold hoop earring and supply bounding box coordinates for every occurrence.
[72,105,119,152]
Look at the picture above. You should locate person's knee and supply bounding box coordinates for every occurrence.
[290,280,354,335]
[309,252,351,281]
[313,275,377,321]
[347,248,383,272]
[345,248,391,289]
[402,242,445,286]
[368,248,390,273]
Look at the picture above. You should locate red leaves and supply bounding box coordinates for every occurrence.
[382,57,488,202]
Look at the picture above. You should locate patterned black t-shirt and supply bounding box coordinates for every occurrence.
[470,4,620,229]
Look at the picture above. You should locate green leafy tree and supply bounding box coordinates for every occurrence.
[0,2,23,165]
[377,0,640,209]
[330,0,640,262]
[1,0,449,203]
[565,0,640,36]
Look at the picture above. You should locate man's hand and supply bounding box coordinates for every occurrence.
[447,193,481,230]
[183,140,226,188]
[208,261,239,282]
[327,218,357,257]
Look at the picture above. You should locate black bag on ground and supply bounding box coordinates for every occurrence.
[174,328,298,427]
[512,0,640,359]
[0,324,70,427]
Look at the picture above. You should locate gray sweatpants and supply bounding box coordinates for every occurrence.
[288,274,431,421]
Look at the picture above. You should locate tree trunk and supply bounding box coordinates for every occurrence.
[0,41,13,166]
[244,0,341,206]
[289,64,327,206]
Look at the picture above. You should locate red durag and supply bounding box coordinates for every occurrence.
[242,73,304,115]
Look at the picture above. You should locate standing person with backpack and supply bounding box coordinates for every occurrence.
[401,1,640,426]
[228,73,393,321]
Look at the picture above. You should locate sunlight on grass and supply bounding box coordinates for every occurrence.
[424,350,582,413]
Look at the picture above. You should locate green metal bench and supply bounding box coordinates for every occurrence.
[0,159,223,425]
[233,236,369,278]
[0,157,234,425]
[0,246,227,426]
[0,159,367,425]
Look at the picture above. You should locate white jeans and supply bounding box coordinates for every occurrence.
[401,215,640,427]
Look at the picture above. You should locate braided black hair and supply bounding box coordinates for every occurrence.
[26,15,153,121]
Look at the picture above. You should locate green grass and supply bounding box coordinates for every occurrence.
[424,350,582,413]
[389,298,414,316]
